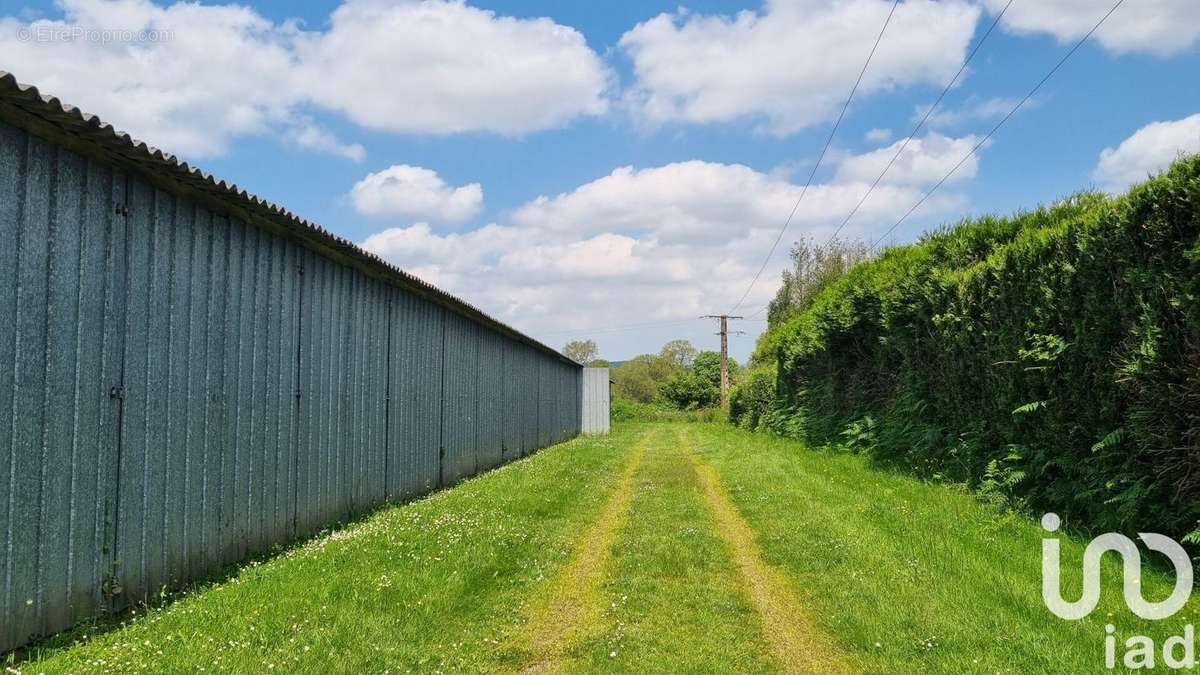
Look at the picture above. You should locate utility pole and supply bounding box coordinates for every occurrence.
[702,315,743,408]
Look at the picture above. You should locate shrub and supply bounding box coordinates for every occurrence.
[767,156,1200,542]
[729,367,776,430]
[658,370,719,409]
[611,397,724,423]
[611,397,662,422]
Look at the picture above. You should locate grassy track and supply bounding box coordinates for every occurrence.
[15,421,1199,673]
[685,431,854,674]
[21,427,644,673]
[513,427,648,672]
[571,425,778,673]
[691,423,1199,673]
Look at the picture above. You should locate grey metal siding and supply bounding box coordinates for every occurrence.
[106,181,305,600]
[477,331,505,471]
[441,312,477,485]
[522,346,540,455]
[537,360,551,448]
[0,131,133,648]
[582,368,610,434]
[501,337,521,457]
[0,117,583,654]
[387,289,443,500]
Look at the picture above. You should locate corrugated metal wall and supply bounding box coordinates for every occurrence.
[582,368,611,434]
[0,119,582,654]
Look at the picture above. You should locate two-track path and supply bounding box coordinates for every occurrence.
[24,420,1185,673]
[511,425,854,674]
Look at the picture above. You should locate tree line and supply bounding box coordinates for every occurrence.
[562,338,740,412]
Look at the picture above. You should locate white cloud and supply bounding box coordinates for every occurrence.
[350,165,483,223]
[619,0,981,134]
[511,160,965,246]
[361,221,519,270]
[362,155,972,336]
[0,0,301,158]
[1093,114,1200,191]
[982,0,1200,56]
[917,96,1029,129]
[296,0,611,135]
[283,120,366,162]
[865,128,892,143]
[500,233,643,280]
[835,133,983,185]
[0,0,612,159]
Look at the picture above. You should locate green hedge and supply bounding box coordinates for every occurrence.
[768,156,1200,541]
[729,367,776,430]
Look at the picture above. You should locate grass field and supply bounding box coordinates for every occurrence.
[13,422,1197,673]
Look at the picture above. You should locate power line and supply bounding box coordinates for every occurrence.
[867,0,1126,252]
[826,0,1014,244]
[728,0,901,315]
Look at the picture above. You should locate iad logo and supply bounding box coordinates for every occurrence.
[1041,513,1197,670]
[1041,512,1193,620]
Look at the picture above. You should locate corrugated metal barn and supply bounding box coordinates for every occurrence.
[0,71,583,654]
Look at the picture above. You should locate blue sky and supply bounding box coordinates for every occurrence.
[3,0,1199,362]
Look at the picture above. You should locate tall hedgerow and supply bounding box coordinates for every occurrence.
[728,366,776,430]
[768,156,1200,541]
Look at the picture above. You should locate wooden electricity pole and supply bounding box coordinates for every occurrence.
[702,315,743,408]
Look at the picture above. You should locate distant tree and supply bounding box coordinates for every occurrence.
[750,237,872,367]
[658,370,719,409]
[612,353,682,403]
[767,237,871,326]
[612,357,659,403]
[563,339,599,364]
[632,353,679,380]
[659,339,698,369]
[589,358,611,368]
[692,350,739,389]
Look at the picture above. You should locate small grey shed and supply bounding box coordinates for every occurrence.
[581,368,611,434]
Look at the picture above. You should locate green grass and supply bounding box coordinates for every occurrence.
[691,423,1199,673]
[16,421,1198,673]
[20,427,642,673]
[574,425,775,673]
